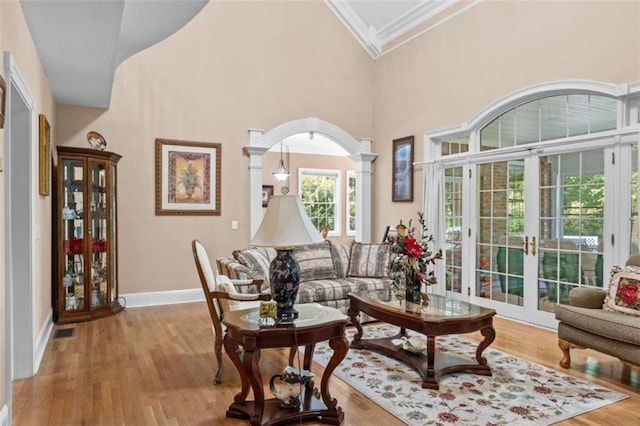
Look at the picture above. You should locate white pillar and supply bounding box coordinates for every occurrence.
[352,138,377,243]
[245,129,269,237]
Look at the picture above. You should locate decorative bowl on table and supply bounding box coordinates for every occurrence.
[391,336,426,354]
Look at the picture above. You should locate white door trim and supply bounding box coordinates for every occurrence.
[4,51,37,408]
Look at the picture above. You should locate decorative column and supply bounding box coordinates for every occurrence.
[352,138,377,243]
[246,129,269,237]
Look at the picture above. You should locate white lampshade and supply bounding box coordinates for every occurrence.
[250,195,323,248]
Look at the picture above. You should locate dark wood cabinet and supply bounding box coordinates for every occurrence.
[54,146,123,323]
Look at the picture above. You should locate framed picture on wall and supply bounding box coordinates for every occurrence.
[0,73,6,129]
[262,185,274,208]
[38,114,51,196]
[392,135,414,202]
[155,138,221,215]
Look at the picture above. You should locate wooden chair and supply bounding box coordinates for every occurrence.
[191,239,270,384]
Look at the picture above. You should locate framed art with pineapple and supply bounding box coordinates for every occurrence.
[155,138,221,215]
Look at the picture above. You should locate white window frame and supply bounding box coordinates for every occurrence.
[346,170,356,236]
[298,168,341,236]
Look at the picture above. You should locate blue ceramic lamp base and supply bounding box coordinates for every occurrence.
[269,249,301,323]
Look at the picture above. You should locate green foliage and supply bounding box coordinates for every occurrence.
[300,174,336,230]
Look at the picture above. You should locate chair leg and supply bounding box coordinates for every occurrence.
[214,335,223,384]
[558,339,571,369]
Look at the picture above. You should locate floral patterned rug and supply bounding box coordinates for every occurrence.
[310,324,627,425]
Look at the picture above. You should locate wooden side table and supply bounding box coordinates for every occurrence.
[223,303,348,426]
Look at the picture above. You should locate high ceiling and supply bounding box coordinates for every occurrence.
[327,0,458,58]
[20,0,459,108]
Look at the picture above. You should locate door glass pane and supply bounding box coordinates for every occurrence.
[445,167,463,293]
[631,145,639,257]
[110,164,117,303]
[477,161,525,306]
[61,159,84,312]
[539,150,604,312]
[90,161,108,308]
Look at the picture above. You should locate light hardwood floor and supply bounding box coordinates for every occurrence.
[12,302,640,425]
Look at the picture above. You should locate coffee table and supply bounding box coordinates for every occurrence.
[348,290,496,390]
[223,303,348,426]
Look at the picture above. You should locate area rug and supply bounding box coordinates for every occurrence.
[310,324,627,425]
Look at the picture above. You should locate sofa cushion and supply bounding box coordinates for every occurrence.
[216,257,255,280]
[296,276,390,304]
[347,243,390,278]
[233,247,276,285]
[604,266,640,316]
[294,242,337,282]
[329,241,353,278]
[556,304,640,346]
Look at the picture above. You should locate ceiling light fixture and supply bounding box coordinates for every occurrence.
[272,140,290,182]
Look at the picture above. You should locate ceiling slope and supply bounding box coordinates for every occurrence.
[21,0,208,108]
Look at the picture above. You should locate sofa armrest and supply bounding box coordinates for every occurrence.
[568,287,607,309]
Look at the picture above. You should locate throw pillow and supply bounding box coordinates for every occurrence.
[294,242,337,282]
[603,265,640,316]
[233,247,276,286]
[329,241,353,278]
[347,242,390,278]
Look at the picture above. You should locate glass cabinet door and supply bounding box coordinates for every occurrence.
[109,163,117,304]
[61,158,85,313]
[89,160,108,309]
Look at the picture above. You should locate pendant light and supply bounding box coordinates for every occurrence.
[272,140,289,182]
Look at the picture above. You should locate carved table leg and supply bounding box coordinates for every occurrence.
[476,326,496,365]
[558,339,572,369]
[242,348,263,426]
[348,305,363,344]
[426,336,436,376]
[223,335,248,403]
[321,336,349,411]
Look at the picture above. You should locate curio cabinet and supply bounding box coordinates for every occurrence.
[54,146,123,323]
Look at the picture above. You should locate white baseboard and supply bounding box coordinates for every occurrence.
[120,288,204,308]
[0,404,8,426]
[34,309,53,374]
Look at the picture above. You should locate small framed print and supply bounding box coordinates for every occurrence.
[392,136,414,202]
[39,114,51,196]
[262,185,274,208]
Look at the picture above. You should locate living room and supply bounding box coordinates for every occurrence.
[1,0,639,424]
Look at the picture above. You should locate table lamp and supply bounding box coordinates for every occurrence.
[250,194,323,322]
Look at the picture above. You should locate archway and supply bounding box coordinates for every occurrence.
[245,117,377,242]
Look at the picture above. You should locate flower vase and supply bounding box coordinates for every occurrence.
[405,271,422,304]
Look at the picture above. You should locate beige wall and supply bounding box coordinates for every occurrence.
[55,1,374,295]
[263,151,355,244]
[0,0,56,415]
[372,0,640,241]
[0,0,638,415]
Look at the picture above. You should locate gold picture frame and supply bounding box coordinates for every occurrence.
[155,138,221,216]
[0,73,6,129]
[39,114,51,196]
[392,135,414,202]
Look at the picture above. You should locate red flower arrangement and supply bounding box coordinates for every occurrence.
[386,212,442,295]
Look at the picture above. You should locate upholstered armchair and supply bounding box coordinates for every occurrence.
[191,239,270,384]
[556,255,640,374]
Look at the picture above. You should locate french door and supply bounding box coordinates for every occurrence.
[445,139,638,328]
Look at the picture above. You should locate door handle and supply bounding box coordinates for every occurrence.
[523,236,529,255]
[530,236,537,256]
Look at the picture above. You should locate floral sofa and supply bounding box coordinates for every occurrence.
[216,241,392,318]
